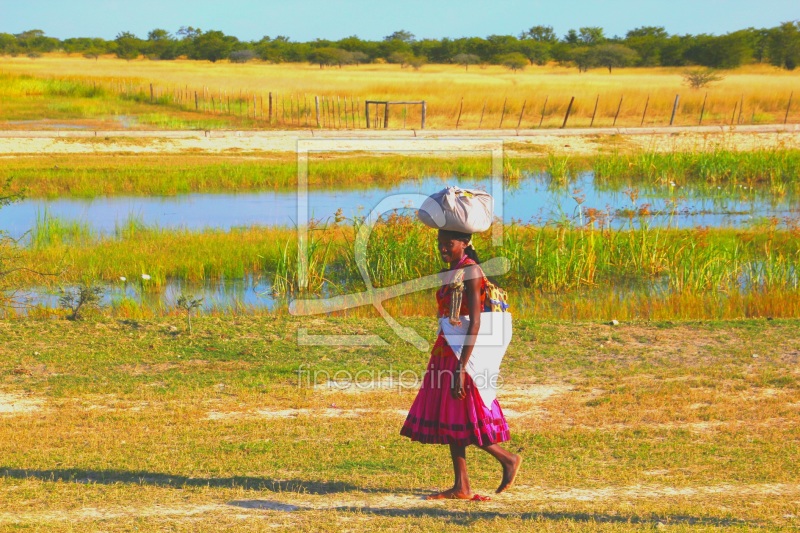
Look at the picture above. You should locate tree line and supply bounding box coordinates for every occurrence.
[2,23,799,72]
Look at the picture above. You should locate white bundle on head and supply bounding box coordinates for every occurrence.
[417,186,494,233]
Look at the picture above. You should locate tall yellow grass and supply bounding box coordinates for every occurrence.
[1,55,798,129]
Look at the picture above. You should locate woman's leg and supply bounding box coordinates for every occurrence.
[480,444,522,493]
[425,443,472,499]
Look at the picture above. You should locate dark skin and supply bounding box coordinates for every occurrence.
[425,232,522,501]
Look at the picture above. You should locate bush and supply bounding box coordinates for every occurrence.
[683,68,724,89]
[59,284,104,320]
[229,49,256,63]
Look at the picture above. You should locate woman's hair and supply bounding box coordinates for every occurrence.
[439,229,481,264]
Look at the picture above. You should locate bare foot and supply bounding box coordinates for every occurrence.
[496,454,522,494]
[425,488,473,500]
[425,489,491,501]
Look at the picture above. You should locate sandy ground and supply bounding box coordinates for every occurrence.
[0,125,798,156]
[0,392,43,415]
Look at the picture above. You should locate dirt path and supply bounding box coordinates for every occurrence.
[0,124,797,156]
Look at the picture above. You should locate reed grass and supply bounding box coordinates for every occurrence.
[1,57,800,129]
[5,149,800,199]
[10,214,800,320]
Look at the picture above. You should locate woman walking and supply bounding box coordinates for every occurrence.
[400,225,521,501]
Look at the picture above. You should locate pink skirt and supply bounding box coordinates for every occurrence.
[400,333,510,447]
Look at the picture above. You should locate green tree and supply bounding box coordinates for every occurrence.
[768,22,800,70]
[350,51,369,65]
[520,25,557,43]
[592,44,638,72]
[407,55,427,70]
[190,30,236,62]
[660,35,693,66]
[147,28,178,59]
[497,52,528,71]
[563,29,580,45]
[685,31,751,69]
[571,46,594,72]
[15,29,59,52]
[486,34,519,56]
[0,33,18,55]
[579,27,606,45]
[387,51,412,67]
[452,52,480,70]
[518,40,550,65]
[114,31,141,60]
[625,26,668,66]
[308,47,352,68]
[384,30,415,43]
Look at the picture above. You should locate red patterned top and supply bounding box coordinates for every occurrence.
[436,257,487,318]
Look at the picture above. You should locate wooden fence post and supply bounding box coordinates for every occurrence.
[539,96,548,128]
[699,92,707,125]
[640,95,650,126]
[499,97,508,128]
[670,94,680,126]
[150,83,154,103]
[194,91,198,111]
[315,96,321,127]
[421,101,426,129]
[478,99,487,129]
[785,92,793,125]
[365,100,370,128]
[268,92,273,123]
[737,93,744,124]
[590,95,599,127]
[383,102,389,129]
[456,97,463,129]
[516,99,527,129]
[730,102,738,125]
[561,96,575,129]
[612,95,623,127]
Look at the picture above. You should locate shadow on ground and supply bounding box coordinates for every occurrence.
[1,468,759,528]
[0,467,398,495]
[229,500,758,528]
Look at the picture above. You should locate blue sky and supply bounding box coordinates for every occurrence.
[2,0,798,41]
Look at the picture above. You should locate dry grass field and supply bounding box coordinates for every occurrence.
[1,55,799,129]
[0,316,798,530]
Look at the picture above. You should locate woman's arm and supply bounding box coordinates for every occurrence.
[451,265,482,400]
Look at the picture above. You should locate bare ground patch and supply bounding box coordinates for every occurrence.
[0,392,44,415]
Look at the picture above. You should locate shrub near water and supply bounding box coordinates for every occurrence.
[13,214,800,319]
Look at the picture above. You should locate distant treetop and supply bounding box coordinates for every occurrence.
[4,22,799,72]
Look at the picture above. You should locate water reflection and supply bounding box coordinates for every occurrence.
[2,173,798,240]
[10,275,277,314]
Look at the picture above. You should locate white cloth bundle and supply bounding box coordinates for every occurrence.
[418,186,494,234]
[438,311,513,408]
